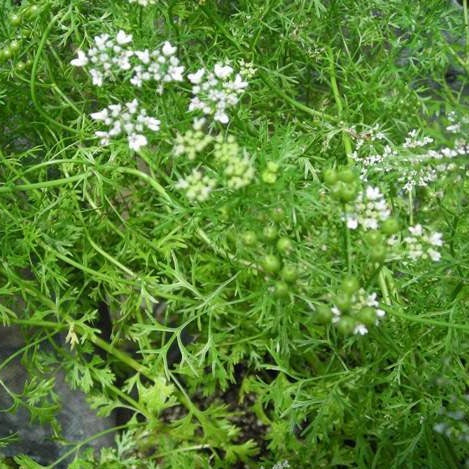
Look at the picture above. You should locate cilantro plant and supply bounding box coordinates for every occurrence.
[1,0,469,468]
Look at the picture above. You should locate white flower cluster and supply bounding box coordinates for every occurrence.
[350,127,469,193]
[71,31,134,86]
[345,186,391,230]
[128,0,157,5]
[188,63,248,124]
[403,129,434,149]
[175,169,216,202]
[332,289,386,336]
[130,42,184,93]
[90,99,160,151]
[71,31,183,92]
[403,224,443,262]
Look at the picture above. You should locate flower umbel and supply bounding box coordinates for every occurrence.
[90,99,160,151]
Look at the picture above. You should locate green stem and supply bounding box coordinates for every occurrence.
[378,270,391,305]
[464,0,469,64]
[408,191,414,225]
[47,424,130,468]
[328,47,353,162]
[342,207,352,274]
[385,307,469,332]
[0,173,86,193]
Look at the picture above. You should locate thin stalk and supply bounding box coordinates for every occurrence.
[378,270,391,305]
[464,0,469,64]
[0,173,86,193]
[328,47,353,162]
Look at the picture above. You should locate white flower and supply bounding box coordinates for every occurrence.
[366,186,382,200]
[126,99,139,114]
[428,232,443,246]
[91,100,159,151]
[214,63,233,79]
[354,324,368,335]
[187,64,249,124]
[71,50,89,67]
[90,69,104,86]
[162,41,177,56]
[128,134,148,151]
[188,69,205,84]
[144,117,161,131]
[116,30,133,45]
[345,186,391,231]
[214,110,229,124]
[428,248,441,262]
[409,224,423,236]
[346,217,358,229]
[90,109,109,121]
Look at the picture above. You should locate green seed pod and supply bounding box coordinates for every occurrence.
[337,167,356,183]
[9,40,20,54]
[276,237,293,254]
[280,264,298,283]
[357,307,377,326]
[341,276,360,295]
[314,304,333,324]
[370,244,387,262]
[330,181,345,200]
[339,183,358,203]
[25,5,41,18]
[364,230,383,246]
[271,207,285,223]
[263,225,278,241]
[273,281,289,298]
[16,61,26,72]
[10,14,22,26]
[2,47,13,60]
[323,168,338,186]
[261,254,281,274]
[337,316,356,335]
[334,292,352,312]
[261,170,277,184]
[381,218,400,236]
[241,231,257,246]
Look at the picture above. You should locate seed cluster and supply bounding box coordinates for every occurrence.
[173,126,255,202]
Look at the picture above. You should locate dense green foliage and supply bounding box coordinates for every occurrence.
[1,0,469,467]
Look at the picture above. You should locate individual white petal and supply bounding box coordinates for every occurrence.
[214,63,233,79]
[116,30,133,45]
[135,50,150,64]
[346,217,358,229]
[428,248,441,262]
[90,69,104,86]
[90,109,109,121]
[126,99,139,114]
[354,324,368,335]
[161,41,177,56]
[145,117,160,132]
[188,69,205,84]
[214,111,229,124]
[70,50,89,67]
